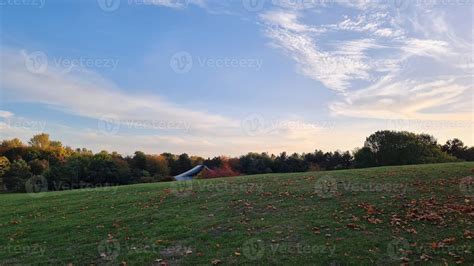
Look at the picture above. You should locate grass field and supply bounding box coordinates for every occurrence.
[1,162,473,265]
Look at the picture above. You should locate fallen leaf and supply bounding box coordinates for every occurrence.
[211,259,222,265]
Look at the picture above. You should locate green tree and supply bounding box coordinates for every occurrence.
[362,131,456,166]
[28,159,49,175]
[353,147,377,168]
[442,139,467,159]
[4,159,31,192]
[176,153,192,174]
[132,151,147,170]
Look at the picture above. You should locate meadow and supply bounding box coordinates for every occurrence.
[1,162,473,265]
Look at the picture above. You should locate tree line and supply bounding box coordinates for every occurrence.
[0,131,472,192]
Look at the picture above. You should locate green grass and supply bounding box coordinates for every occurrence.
[1,162,473,265]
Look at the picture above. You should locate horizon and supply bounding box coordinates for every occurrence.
[1,130,470,159]
[1,0,473,157]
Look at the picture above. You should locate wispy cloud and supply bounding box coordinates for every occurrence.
[1,47,351,156]
[329,75,472,121]
[259,9,407,92]
[1,48,235,133]
[258,3,471,124]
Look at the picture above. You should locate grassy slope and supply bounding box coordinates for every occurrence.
[0,162,473,265]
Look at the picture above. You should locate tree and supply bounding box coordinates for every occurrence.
[145,155,169,178]
[361,131,457,166]
[28,159,49,175]
[239,153,273,175]
[0,156,11,177]
[175,153,192,174]
[87,152,120,184]
[29,133,51,149]
[4,159,31,192]
[353,147,377,168]
[131,151,147,171]
[463,147,474,161]
[0,156,11,191]
[50,141,63,148]
[1,138,24,148]
[442,139,467,159]
[201,157,240,179]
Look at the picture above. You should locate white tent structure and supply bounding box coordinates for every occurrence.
[174,165,211,181]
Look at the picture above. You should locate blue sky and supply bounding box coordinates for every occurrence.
[0,0,472,156]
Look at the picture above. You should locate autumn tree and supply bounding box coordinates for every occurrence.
[0,156,10,190]
[1,138,24,148]
[29,133,51,149]
[146,155,170,179]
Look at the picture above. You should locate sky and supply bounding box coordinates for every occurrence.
[0,0,473,157]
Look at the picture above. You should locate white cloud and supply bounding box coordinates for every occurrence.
[329,76,472,121]
[0,110,14,118]
[0,47,363,156]
[259,10,402,92]
[258,3,471,127]
[2,48,236,133]
[401,38,452,59]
